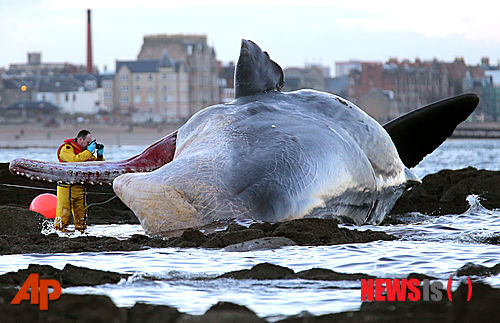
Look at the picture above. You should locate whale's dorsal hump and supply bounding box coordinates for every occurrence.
[234,39,284,98]
[384,93,479,168]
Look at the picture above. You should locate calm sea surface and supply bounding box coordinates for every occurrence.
[0,138,499,320]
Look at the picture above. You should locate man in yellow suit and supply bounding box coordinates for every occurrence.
[54,130,104,232]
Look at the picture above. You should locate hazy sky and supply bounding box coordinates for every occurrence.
[1,0,499,75]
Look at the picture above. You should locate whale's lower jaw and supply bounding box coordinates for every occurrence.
[113,173,203,235]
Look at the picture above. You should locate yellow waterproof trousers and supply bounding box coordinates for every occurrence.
[55,184,87,231]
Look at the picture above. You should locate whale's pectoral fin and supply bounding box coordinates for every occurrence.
[383,93,479,168]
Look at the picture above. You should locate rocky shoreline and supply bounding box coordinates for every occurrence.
[1,262,499,322]
[1,163,499,321]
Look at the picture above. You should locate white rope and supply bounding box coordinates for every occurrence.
[0,183,115,195]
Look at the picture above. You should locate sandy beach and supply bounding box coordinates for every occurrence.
[0,123,183,148]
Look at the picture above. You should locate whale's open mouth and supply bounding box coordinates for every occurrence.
[8,131,178,186]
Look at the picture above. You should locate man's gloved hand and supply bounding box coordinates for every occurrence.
[97,145,104,158]
[86,141,96,153]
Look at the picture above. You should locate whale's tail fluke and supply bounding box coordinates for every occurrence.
[383,93,479,168]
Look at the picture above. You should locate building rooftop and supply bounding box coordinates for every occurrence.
[116,58,187,73]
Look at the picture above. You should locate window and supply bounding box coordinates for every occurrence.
[148,86,153,93]
[120,86,129,93]
[65,94,69,102]
[104,92,112,99]
[162,95,167,103]
[72,94,76,101]
[120,96,128,104]
[218,78,227,87]
[148,96,154,103]
[135,85,140,91]
[162,73,167,80]
[119,74,128,81]
[162,85,167,92]
[135,75,140,81]
[148,74,153,81]
[135,95,141,103]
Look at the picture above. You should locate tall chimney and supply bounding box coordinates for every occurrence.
[86,9,93,74]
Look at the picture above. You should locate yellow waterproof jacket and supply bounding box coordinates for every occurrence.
[57,139,104,162]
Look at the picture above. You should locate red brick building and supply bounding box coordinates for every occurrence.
[347,58,486,116]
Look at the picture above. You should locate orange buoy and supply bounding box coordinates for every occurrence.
[29,193,57,219]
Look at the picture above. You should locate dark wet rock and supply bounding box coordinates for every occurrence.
[379,214,406,225]
[205,301,258,315]
[184,301,265,323]
[218,263,374,282]
[0,206,45,236]
[450,282,500,323]
[277,282,500,323]
[0,234,154,255]
[128,234,151,243]
[0,215,396,254]
[482,235,500,244]
[200,236,224,248]
[295,268,375,281]
[407,272,439,281]
[181,229,207,245]
[226,223,247,232]
[128,303,181,323]
[49,294,127,322]
[199,219,391,249]
[217,229,266,246]
[61,264,127,287]
[219,263,295,280]
[0,263,129,287]
[2,278,499,323]
[0,287,126,323]
[272,218,395,245]
[391,167,500,216]
[249,222,276,233]
[456,262,500,277]
[224,237,297,252]
[0,264,60,286]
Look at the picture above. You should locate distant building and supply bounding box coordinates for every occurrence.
[114,49,189,122]
[335,60,362,77]
[347,57,488,119]
[325,75,349,98]
[28,52,41,65]
[0,78,34,108]
[137,34,219,114]
[7,52,88,77]
[481,57,500,121]
[218,61,235,103]
[357,89,398,123]
[0,51,108,113]
[35,75,111,114]
[283,64,328,92]
[1,74,113,114]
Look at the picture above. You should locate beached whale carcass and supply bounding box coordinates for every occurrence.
[9,40,479,235]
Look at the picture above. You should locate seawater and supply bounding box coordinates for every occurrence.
[0,139,499,319]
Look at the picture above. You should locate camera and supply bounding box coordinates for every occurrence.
[90,139,104,150]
